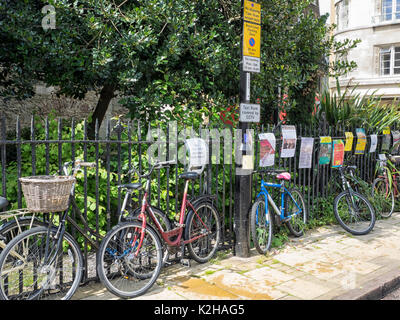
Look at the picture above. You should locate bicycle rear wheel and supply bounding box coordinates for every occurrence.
[97,221,163,299]
[185,201,221,263]
[334,190,376,235]
[371,178,395,218]
[0,226,83,300]
[250,197,273,254]
[0,217,46,253]
[285,188,307,237]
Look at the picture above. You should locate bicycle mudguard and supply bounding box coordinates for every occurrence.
[0,216,46,233]
[190,194,217,207]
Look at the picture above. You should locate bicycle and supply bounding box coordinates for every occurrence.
[250,169,307,254]
[0,159,99,300]
[333,165,375,235]
[96,160,222,299]
[371,154,400,218]
[0,198,61,257]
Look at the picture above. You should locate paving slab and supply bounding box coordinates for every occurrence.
[73,213,400,300]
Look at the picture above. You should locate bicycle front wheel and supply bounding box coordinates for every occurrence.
[97,221,163,299]
[0,226,83,300]
[126,206,171,265]
[334,190,376,235]
[371,178,395,218]
[285,188,307,237]
[250,197,273,254]
[185,201,221,263]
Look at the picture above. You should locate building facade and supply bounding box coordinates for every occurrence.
[330,0,400,101]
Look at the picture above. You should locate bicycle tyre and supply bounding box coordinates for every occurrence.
[250,197,273,254]
[0,217,46,253]
[371,178,395,218]
[185,200,221,263]
[285,188,307,237]
[334,190,376,235]
[126,206,171,265]
[0,226,83,300]
[97,221,163,299]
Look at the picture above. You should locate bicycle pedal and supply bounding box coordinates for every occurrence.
[180,259,191,267]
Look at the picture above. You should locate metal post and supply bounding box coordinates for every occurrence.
[234,0,252,257]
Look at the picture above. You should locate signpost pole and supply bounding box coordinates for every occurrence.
[234,70,252,257]
[234,0,252,258]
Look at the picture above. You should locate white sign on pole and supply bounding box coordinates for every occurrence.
[239,103,260,123]
[242,56,260,73]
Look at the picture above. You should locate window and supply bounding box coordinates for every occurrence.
[380,46,400,76]
[381,0,400,21]
[336,0,349,30]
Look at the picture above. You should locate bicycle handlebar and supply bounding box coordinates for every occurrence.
[128,160,176,179]
[63,159,97,176]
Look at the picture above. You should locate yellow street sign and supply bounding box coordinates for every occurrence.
[244,0,261,25]
[243,22,261,58]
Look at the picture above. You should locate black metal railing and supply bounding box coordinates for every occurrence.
[0,115,396,280]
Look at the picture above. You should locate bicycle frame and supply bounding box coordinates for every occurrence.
[42,161,101,266]
[121,170,212,257]
[378,168,400,197]
[256,178,302,222]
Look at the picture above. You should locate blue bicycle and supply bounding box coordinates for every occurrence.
[250,169,307,254]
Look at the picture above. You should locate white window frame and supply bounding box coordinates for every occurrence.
[380,45,400,76]
[336,0,349,31]
[381,0,400,21]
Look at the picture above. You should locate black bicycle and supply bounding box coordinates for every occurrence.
[0,159,99,300]
[333,165,376,235]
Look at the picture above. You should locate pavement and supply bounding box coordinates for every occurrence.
[72,213,400,301]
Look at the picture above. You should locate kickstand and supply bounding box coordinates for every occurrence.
[179,243,191,268]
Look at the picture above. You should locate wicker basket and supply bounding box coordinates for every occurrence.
[19,175,75,213]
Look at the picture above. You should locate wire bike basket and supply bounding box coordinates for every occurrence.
[19,175,75,213]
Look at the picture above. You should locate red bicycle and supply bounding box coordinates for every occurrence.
[96,160,221,299]
[371,154,400,218]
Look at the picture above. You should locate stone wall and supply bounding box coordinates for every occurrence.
[0,85,129,138]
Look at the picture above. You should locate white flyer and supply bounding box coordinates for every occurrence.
[280,125,297,158]
[369,134,377,153]
[298,137,314,169]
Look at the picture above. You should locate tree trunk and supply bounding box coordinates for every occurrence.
[88,83,116,140]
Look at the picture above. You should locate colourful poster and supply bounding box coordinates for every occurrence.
[332,139,345,168]
[344,132,353,152]
[392,131,400,154]
[298,137,314,169]
[259,133,276,167]
[382,132,391,151]
[355,128,366,155]
[319,136,332,165]
[280,125,297,158]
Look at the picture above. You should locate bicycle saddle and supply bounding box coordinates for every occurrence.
[0,197,8,210]
[118,183,143,190]
[179,172,200,180]
[276,172,291,181]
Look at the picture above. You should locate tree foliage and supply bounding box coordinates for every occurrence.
[0,0,359,129]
